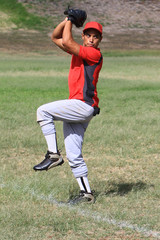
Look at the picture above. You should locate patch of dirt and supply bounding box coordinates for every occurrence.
[0,29,55,54]
[0,0,160,53]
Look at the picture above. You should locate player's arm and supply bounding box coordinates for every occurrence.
[51,18,68,52]
[62,20,80,56]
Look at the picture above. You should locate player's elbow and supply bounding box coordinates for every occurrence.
[51,37,55,44]
[62,38,70,49]
[51,34,58,43]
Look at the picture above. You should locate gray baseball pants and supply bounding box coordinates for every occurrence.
[37,99,94,178]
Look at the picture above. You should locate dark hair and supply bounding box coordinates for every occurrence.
[83,28,102,37]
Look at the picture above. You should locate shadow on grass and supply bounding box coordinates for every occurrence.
[95,181,154,197]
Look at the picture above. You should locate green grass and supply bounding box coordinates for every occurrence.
[0,0,50,30]
[103,49,160,57]
[0,53,160,239]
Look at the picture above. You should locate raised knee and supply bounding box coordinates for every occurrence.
[37,105,46,122]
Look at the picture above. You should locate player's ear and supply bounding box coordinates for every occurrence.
[82,33,85,40]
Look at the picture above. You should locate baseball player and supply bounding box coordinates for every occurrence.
[33,9,103,204]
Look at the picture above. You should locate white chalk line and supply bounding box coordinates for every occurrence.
[1,182,160,239]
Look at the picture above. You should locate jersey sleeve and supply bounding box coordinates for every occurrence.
[78,45,102,64]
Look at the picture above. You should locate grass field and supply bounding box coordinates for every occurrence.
[0,52,160,240]
[0,0,51,30]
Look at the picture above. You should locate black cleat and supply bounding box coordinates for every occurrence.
[33,150,64,171]
[67,190,95,205]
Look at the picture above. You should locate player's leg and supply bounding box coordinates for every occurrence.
[63,121,95,204]
[33,99,94,171]
[33,101,64,171]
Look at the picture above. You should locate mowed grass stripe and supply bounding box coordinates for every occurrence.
[0,71,160,82]
[0,55,160,82]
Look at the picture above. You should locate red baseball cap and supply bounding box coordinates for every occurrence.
[83,22,103,35]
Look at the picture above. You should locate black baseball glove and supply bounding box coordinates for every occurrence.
[64,7,87,28]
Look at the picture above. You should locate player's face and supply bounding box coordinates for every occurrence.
[82,29,102,48]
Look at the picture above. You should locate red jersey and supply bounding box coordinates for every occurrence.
[68,45,103,107]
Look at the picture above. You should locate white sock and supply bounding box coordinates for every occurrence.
[76,177,91,193]
[44,134,58,153]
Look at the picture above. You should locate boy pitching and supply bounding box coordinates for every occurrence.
[33,17,103,204]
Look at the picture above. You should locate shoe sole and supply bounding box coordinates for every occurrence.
[68,194,95,205]
[68,198,95,205]
[46,157,64,171]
